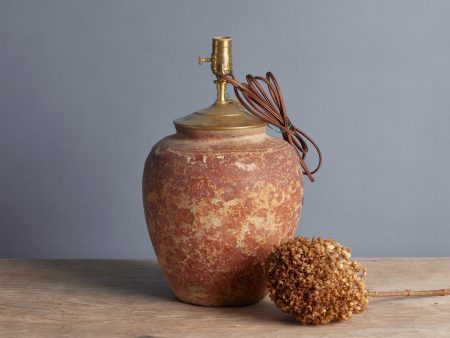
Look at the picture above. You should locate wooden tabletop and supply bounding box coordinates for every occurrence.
[0,259,449,338]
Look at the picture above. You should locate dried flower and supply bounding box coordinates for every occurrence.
[266,237,368,325]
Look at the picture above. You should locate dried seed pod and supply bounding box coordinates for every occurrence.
[266,237,369,325]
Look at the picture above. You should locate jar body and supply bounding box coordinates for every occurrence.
[142,126,303,306]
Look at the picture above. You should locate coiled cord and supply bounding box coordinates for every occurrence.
[221,72,322,182]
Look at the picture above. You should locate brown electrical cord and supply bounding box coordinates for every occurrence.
[221,72,322,182]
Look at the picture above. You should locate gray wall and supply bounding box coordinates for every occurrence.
[1,0,449,258]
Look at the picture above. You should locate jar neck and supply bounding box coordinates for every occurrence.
[174,125,267,139]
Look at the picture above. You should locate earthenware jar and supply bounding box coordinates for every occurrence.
[142,37,303,306]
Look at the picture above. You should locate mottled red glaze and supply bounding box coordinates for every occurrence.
[142,126,303,306]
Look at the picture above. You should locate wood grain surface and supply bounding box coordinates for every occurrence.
[0,258,449,337]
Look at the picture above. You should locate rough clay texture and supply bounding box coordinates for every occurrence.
[142,127,303,306]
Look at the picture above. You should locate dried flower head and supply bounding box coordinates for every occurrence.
[266,237,369,325]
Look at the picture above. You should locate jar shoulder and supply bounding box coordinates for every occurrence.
[143,132,302,186]
[149,132,296,156]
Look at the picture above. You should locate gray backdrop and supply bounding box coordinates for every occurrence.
[1,0,449,258]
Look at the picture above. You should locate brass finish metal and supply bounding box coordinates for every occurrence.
[174,36,266,131]
[198,57,211,65]
[216,79,227,104]
[198,36,232,77]
[210,36,232,77]
[174,99,266,131]
[198,36,233,104]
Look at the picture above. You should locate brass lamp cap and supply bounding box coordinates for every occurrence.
[174,99,266,131]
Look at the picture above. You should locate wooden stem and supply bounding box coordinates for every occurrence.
[368,289,450,297]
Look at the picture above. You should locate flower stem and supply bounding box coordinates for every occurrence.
[368,289,450,297]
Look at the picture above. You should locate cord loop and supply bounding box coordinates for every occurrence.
[221,72,322,182]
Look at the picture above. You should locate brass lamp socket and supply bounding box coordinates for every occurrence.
[211,36,232,77]
[199,36,233,78]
